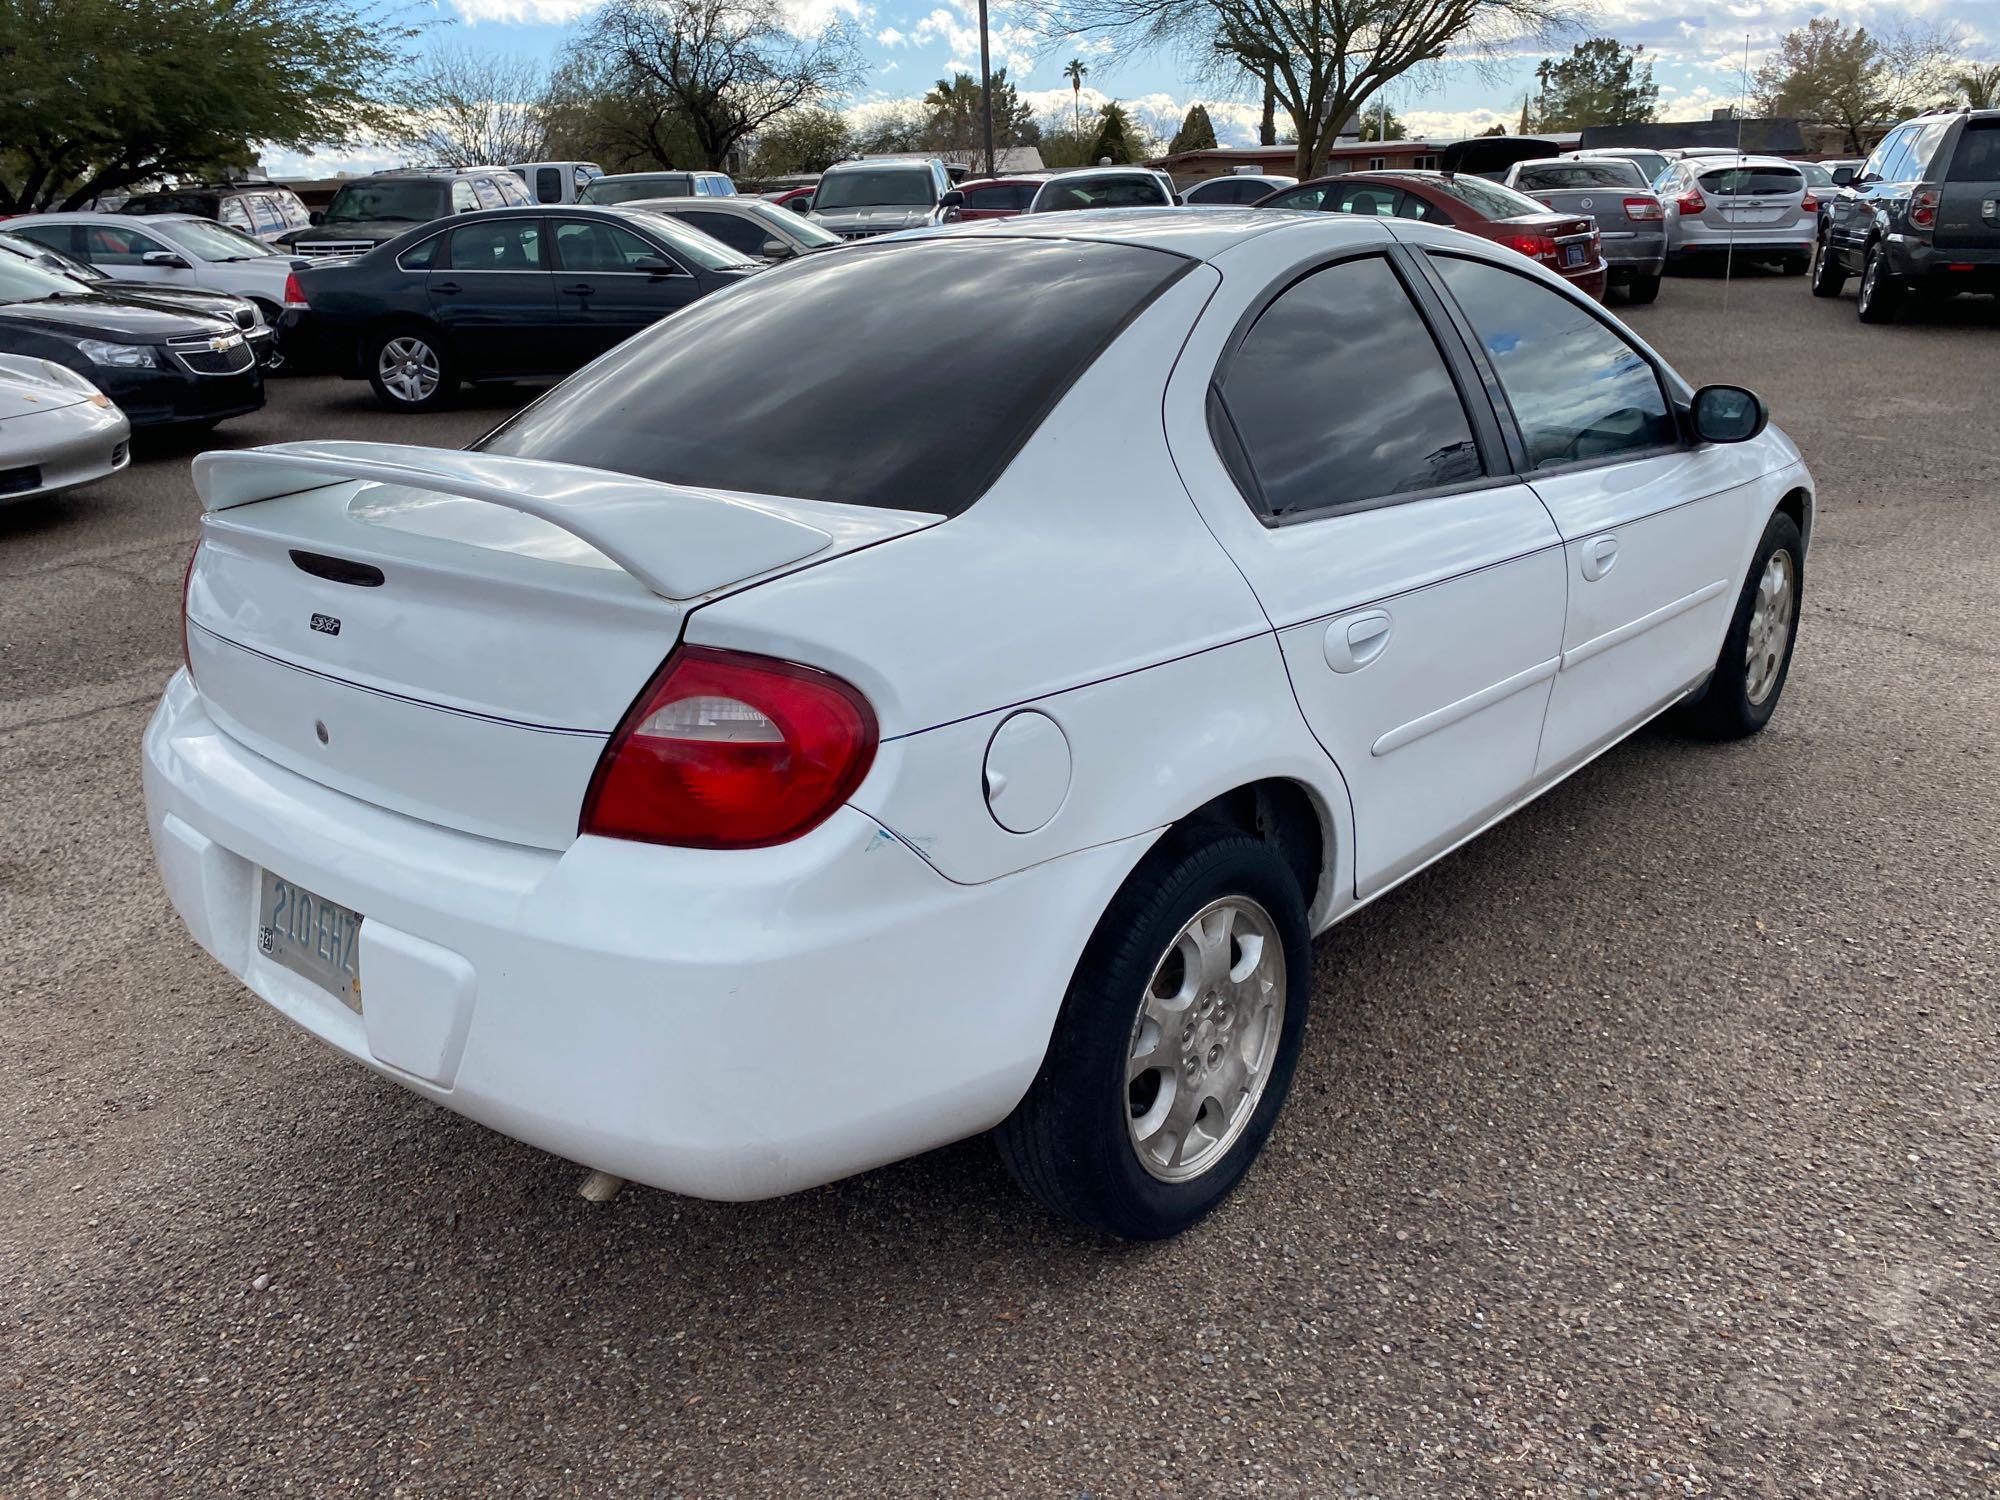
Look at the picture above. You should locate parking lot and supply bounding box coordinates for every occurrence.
[3,271,1996,1496]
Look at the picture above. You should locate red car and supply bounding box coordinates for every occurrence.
[764,185,818,217]
[940,174,1056,221]
[1255,171,1608,301]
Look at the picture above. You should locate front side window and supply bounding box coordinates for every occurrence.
[449,219,543,270]
[678,210,768,257]
[76,223,169,265]
[450,181,478,213]
[1863,127,1909,183]
[553,218,672,272]
[1262,183,1332,211]
[219,199,253,231]
[1433,254,1676,470]
[964,183,1033,212]
[476,237,1187,515]
[1216,255,1483,519]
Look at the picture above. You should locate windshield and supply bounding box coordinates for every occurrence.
[581,176,687,205]
[0,258,83,304]
[476,237,1186,515]
[324,180,448,225]
[0,233,100,283]
[1430,175,1552,219]
[1516,162,1644,191]
[621,211,763,271]
[173,218,280,260]
[813,169,937,210]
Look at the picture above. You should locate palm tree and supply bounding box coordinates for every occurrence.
[1955,64,2000,110]
[1064,59,1089,130]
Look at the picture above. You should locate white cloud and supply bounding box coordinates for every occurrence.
[448,0,598,21]
[876,25,907,44]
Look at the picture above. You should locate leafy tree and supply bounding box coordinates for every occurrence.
[1037,120,1100,168]
[1753,18,1961,154]
[1042,0,1577,181]
[1528,37,1656,130]
[922,69,1041,164]
[540,51,705,169]
[578,0,863,170]
[851,102,930,155]
[0,0,420,213]
[1356,104,1406,140]
[396,45,549,168]
[1090,101,1142,163]
[1479,121,1509,135]
[1169,103,1218,152]
[1951,62,1999,110]
[747,107,853,175]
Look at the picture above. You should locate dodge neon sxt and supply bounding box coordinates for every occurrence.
[145,211,1812,1239]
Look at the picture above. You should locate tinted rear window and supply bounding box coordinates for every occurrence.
[1697,166,1803,196]
[1516,162,1642,190]
[1950,120,2000,179]
[475,237,1188,516]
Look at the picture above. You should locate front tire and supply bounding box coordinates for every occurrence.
[367,326,457,412]
[1624,272,1662,305]
[1677,510,1803,740]
[1809,239,1847,297]
[995,827,1311,1240]
[1856,243,1902,324]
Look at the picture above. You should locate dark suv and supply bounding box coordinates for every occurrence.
[282,169,534,258]
[1813,108,2000,322]
[118,181,313,243]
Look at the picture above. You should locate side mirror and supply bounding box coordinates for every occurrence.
[1830,165,1856,187]
[309,210,324,226]
[142,250,191,269]
[632,254,673,278]
[1690,384,1767,444]
[760,237,793,260]
[938,189,965,210]
[1172,192,1184,205]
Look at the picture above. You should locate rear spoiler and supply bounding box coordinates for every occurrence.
[190,441,836,601]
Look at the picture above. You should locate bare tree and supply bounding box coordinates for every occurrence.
[1037,0,1576,180]
[580,0,863,170]
[396,44,549,167]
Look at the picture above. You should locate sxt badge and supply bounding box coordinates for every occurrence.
[310,613,341,636]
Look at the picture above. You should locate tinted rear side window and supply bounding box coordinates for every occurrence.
[1216,255,1482,518]
[476,237,1188,515]
[1947,120,1998,178]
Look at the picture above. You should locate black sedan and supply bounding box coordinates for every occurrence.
[285,206,764,411]
[0,230,280,369]
[0,256,263,430]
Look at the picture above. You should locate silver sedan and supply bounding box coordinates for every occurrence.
[0,355,130,506]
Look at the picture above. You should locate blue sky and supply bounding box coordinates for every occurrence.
[266,0,1992,176]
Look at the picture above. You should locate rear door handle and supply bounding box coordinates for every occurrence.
[562,282,595,296]
[1581,534,1619,581]
[1324,610,1392,673]
[431,281,462,295]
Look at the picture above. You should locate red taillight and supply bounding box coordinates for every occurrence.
[1502,232,1557,263]
[180,540,200,682]
[282,271,308,308]
[581,646,878,849]
[1909,187,1940,231]
[1623,195,1662,221]
[1676,187,1706,215]
[1800,192,1819,213]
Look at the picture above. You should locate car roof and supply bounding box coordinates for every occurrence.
[1044,167,1167,180]
[908,207,1379,261]
[15,211,211,225]
[1677,154,1802,170]
[626,196,764,212]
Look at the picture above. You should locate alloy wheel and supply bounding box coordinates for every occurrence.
[1745,548,1796,706]
[378,337,440,404]
[1126,896,1286,1182]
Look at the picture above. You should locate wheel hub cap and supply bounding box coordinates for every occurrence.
[379,338,439,402]
[1126,896,1286,1182]
[1745,548,1795,706]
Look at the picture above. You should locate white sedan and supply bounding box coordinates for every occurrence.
[144,211,1811,1240]
[0,355,129,505]
[4,213,305,325]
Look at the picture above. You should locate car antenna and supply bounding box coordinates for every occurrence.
[1721,32,1750,327]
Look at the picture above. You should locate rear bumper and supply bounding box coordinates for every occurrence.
[143,674,1135,1200]
[1668,224,1814,259]
[1884,236,2000,285]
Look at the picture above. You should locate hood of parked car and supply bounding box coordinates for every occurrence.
[0,293,233,342]
[288,221,417,248]
[0,354,101,419]
[91,284,256,321]
[1440,136,1562,178]
[810,206,936,233]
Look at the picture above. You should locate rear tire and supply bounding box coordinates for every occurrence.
[1779,254,1809,276]
[1624,272,1662,305]
[367,326,457,412]
[1809,239,1847,298]
[1676,510,1803,740]
[1856,243,1902,324]
[995,827,1311,1240]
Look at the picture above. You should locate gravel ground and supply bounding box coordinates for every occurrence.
[2,271,1995,1498]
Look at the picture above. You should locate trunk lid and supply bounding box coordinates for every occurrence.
[184,442,939,849]
[1935,117,2000,253]
[1694,163,1807,231]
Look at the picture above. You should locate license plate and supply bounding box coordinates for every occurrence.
[1723,208,1782,224]
[1562,243,1586,268]
[258,871,363,1012]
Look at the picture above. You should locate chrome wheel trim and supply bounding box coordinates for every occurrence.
[1745,547,1796,706]
[1126,896,1286,1183]
[378,337,440,403]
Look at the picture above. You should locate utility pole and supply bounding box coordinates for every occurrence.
[978,0,995,176]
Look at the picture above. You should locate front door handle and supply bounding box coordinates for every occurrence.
[561,282,595,296]
[1324,610,1393,673]
[431,281,462,295]
[1581,534,1619,581]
